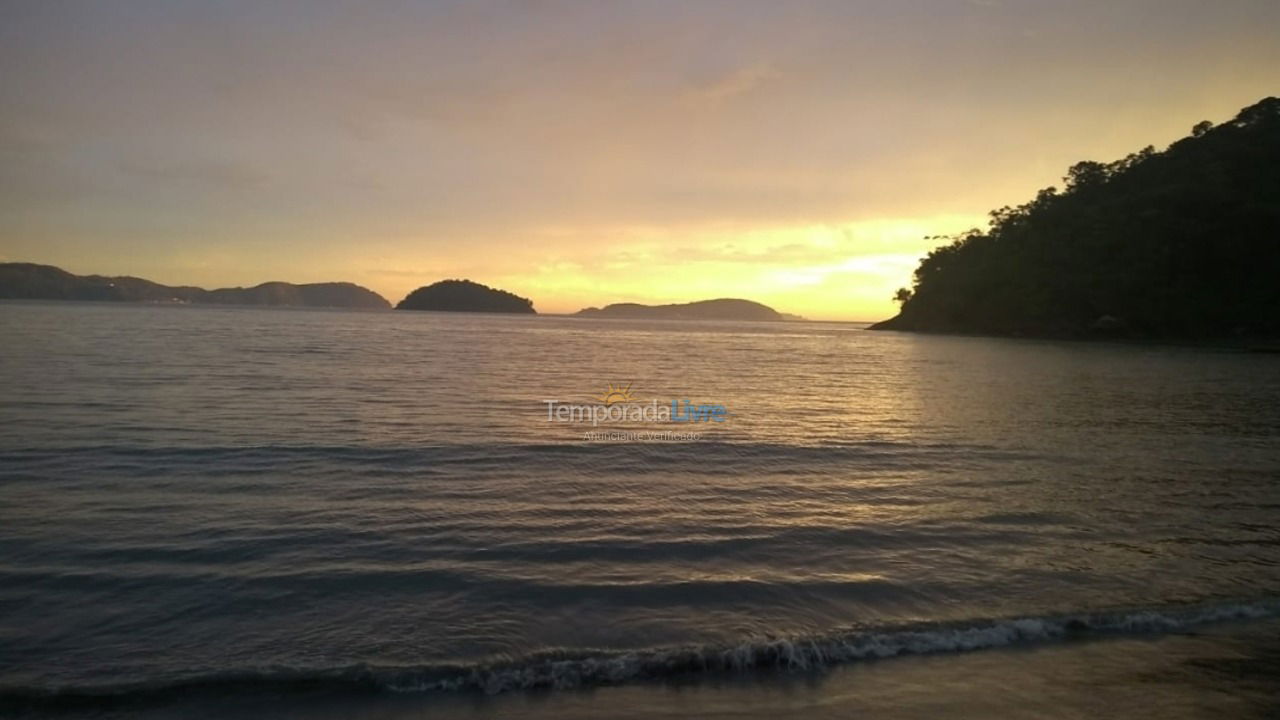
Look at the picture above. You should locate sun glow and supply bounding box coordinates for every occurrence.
[443,215,985,322]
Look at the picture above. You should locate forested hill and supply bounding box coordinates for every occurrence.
[872,97,1280,341]
[575,299,785,321]
[0,263,391,309]
[395,280,536,313]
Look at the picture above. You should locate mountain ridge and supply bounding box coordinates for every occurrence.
[0,263,391,309]
[575,298,789,321]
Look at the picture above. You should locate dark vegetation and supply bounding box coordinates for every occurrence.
[576,298,785,321]
[873,97,1280,341]
[0,263,390,309]
[395,279,535,313]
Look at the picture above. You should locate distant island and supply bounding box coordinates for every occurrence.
[0,263,390,309]
[872,97,1280,341]
[396,279,535,313]
[576,298,788,321]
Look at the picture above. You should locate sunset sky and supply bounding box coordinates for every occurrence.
[2,1,1278,320]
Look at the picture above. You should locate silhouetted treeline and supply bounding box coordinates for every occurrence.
[576,298,785,321]
[874,97,1280,340]
[0,263,391,309]
[395,279,535,313]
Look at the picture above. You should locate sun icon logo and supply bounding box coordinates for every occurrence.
[596,382,636,406]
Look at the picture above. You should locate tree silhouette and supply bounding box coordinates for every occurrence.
[873,97,1280,340]
[396,279,535,313]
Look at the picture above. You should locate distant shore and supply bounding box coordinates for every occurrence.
[869,320,1280,353]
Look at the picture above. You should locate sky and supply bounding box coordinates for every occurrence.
[2,1,1278,320]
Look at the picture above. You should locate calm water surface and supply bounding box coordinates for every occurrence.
[1,301,1279,712]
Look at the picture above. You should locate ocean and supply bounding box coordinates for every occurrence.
[2,301,1279,718]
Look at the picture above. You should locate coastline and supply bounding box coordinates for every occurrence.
[14,614,1278,720]
[868,316,1280,353]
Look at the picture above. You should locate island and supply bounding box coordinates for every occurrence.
[0,263,391,309]
[395,279,535,313]
[575,298,787,321]
[871,97,1280,342]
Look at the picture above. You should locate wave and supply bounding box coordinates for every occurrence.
[0,439,1047,472]
[3,599,1276,711]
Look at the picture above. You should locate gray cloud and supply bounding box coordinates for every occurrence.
[118,158,267,189]
[1,0,1278,312]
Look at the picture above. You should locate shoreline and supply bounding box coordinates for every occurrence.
[13,614,1278,719]
[6,599,1276,717]
[867,320,1280,353]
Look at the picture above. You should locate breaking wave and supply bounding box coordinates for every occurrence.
[4,599,1275,712]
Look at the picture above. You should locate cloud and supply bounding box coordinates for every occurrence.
[4,0,1279,319]
[687,63,781,105]
[118,158,267,189]
[366,268,438,278]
